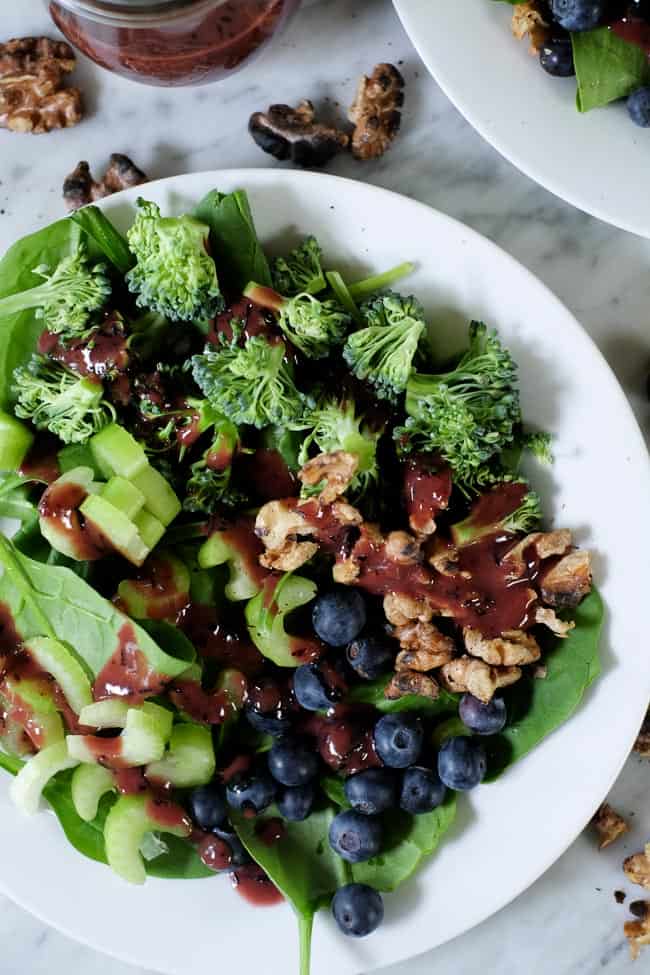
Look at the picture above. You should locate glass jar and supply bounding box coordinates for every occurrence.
[48,0,299,87]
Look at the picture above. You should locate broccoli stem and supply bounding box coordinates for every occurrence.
[324,271,362,325]
[243,282,285,313]
[347,261,415,300]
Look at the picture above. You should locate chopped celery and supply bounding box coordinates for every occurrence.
[90,423,148,480]
[79,494,149,566]
[9,740,78,815]
[71,763,115,821]
[146,723,215,788]
[104,794,190,885]
[0,411,34,471]
[118,553,190,620]
[131,465,181,526]
[69,702,173,767]
[100,477,146,520]
[245,575,318,667]
[1,676,65,748]
[38,467,99,561]
[24,636,92,716]
[133,509,165,550]
[198,531,262,601]
[79,699,130,729]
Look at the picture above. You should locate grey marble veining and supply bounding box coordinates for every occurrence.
[1,1,649,973]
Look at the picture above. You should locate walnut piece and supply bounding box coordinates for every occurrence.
[511,1,551,54]
[591,803,629,850]
[534,605,575,637]
[634,709,650,758]
[63,154,148,212]
[503,529,572,578]
[255,499,319,571]
[383,591,433,627]
[439,656,521,703]
[625,902,650,960]
[348,62,404,161]
[463,627,541,667]
[249,99,349,167]
[384,530,422,565]
[540,549,592,610]
[298,450,358,505]
[0,36,82,133]
[394,621,455,671]
[625,845,650,890]
[385,669,439,701]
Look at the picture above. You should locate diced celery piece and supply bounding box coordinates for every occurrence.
[245,575,317,667]
[146,723,215,788]
[71,764,115,822]
[90,423,148,480]
[79,699,130,729]
[9,740,78,815]
[117,552,190,619]
[79,494,149,566]
[0,411,33,471]
[1,676,65,748]
[69,702,173,768]
[57,443,99,476]
[100,477,146,520]
[133,509,165,551]
[24,637,92,716]
[131,465,181,526]
[104,794,190,885]
[39,467,100,561]
[198,532,261,601]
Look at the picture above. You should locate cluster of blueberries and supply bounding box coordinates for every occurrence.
[185,588,508,939]
[535,0,650,127]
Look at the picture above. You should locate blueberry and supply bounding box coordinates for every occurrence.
[226,770,277,815]
[437,736,487,791]
[267,738,319,787]
[211,825,252,866]
[332,883,384,937]
[346,632,395,680]
[539,36,574,76]
[244,704,292,738]
[293,662,336,711]
[344,769,397,815]
[277,783,315,821]
[628,86,650,127]
[187,783,228,831]
[312,588,366,647]
[399,766,446,814]
[373,713,423,768]
[459,694,507,735]
[628,0,650,21]
[550,0,604,31]
[329,809,382,863]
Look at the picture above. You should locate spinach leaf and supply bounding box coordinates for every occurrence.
[193,189,272,292]
[320,775,348,808]
[0,535,193,679]
[70,206,134,275]
[347,677,459,716]
[144,836,214,879]
[573,28,650,111]
[0,472,40,524]
[486,587,604,778]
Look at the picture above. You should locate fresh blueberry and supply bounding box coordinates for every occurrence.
[277,783,315,821]
[211,825,252,866]
[628,0,650,21]
[293,662,337,711]
[550,0,604,30]
[344,769,397,815]
[332,883,384,937]
[346,632,395,680]
[244,703,292,738]
[267,738,319,787]
[373,713,423,768]
[399,766,446,814]
[312,588,367,647]
[539,36,574,76]
[226,770,277,815]
[628,86,650,127]
[459,694,507,735]
[437,736,487,791]
[187,783,228,831]
[329,809,382,863]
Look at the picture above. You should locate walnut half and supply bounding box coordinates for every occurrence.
[625,844,650,890]
[0,36,82,133]
[348,63,404,161]
[625,902,650,960]
[591,803,628,850]
[63,155,148,212]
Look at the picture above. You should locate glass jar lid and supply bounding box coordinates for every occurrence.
[51,0,223,25]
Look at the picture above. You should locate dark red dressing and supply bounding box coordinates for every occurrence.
[198,833,233,872]
[145,796,192,833]
[206,515,270,591]
[403,455,452,534]
[235,448,297,501]
[209,297,278,345]
[93,622,167,704]
[168,679,234,725]
[611,16,650,55]
[38,317,128,379]
[114,767,149,795]
[38,480,105,561]
[176,604,265,676]
[126,557,191,621]
[255,817,286,846]
[18,435,60,484]
[230,863,283,907]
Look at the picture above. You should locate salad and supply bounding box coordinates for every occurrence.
[0,186,602,973]
[497,0,650,126]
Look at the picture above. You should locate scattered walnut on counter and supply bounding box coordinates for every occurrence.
[511,1,551,54]
[63,154,148,212]
[0,36,82,133]
[625,901,650,960]
[634,709,650,758]
[625,845,650,890]
[348,62,404,161]
[248,100,349,167]
[591,803,629,850]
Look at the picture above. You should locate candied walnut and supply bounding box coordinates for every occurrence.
[333,520,380,585]
[503,529,572,578]
[511,1,551,54]
[63,154,148,212]
[625,845,650,890]
[298,450,359,505]
[634,709,650,758]
[249,99,348,167]
[348,62,404,161]
[625,903,650,961]
[463,627,541,667]
[384,530,421,565]
[333,557,361,584]
[427,540,470,578]
[540,549,592,609]
[440,656,521,703]
[394,621,455,671]
[0,36,82,133]
[591,803,629,850]
[383,591,433,627]
[385,669,439,701]
[534,605,575,637]
[255,500,318,571]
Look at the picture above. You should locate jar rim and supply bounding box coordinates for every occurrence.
[50,0,226,25]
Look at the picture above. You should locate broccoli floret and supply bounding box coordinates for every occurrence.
[0,244,110,340]
[244,282,350,359]
[450,483,542,547]
[342,292,426,402]
[396,322,521,495]
[191,335,305,429]
[13,356,115,444]
[125,199,223,323]
[297,396,381,499]
[271,236,326,296]
[183,415,244,514]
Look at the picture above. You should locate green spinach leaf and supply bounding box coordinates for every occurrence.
[346,677,459,716]
[70,206,134,275]
[573,28,650,111]
[193,189,272,292]
[0,472,40,524]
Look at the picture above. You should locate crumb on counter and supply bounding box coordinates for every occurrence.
[592,803,629,850]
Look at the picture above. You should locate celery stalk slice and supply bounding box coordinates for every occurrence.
[9,740,78,815]
[71,764,115,821]
[146,723,215,788]
[24,636,92,716]
[104,794,190,885]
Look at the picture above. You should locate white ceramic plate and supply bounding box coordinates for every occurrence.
[394,0,650,238]
[1,169,649,975]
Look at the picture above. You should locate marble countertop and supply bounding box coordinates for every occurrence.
[1,1,650,973]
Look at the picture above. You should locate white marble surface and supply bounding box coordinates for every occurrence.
[1,1,650,973]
